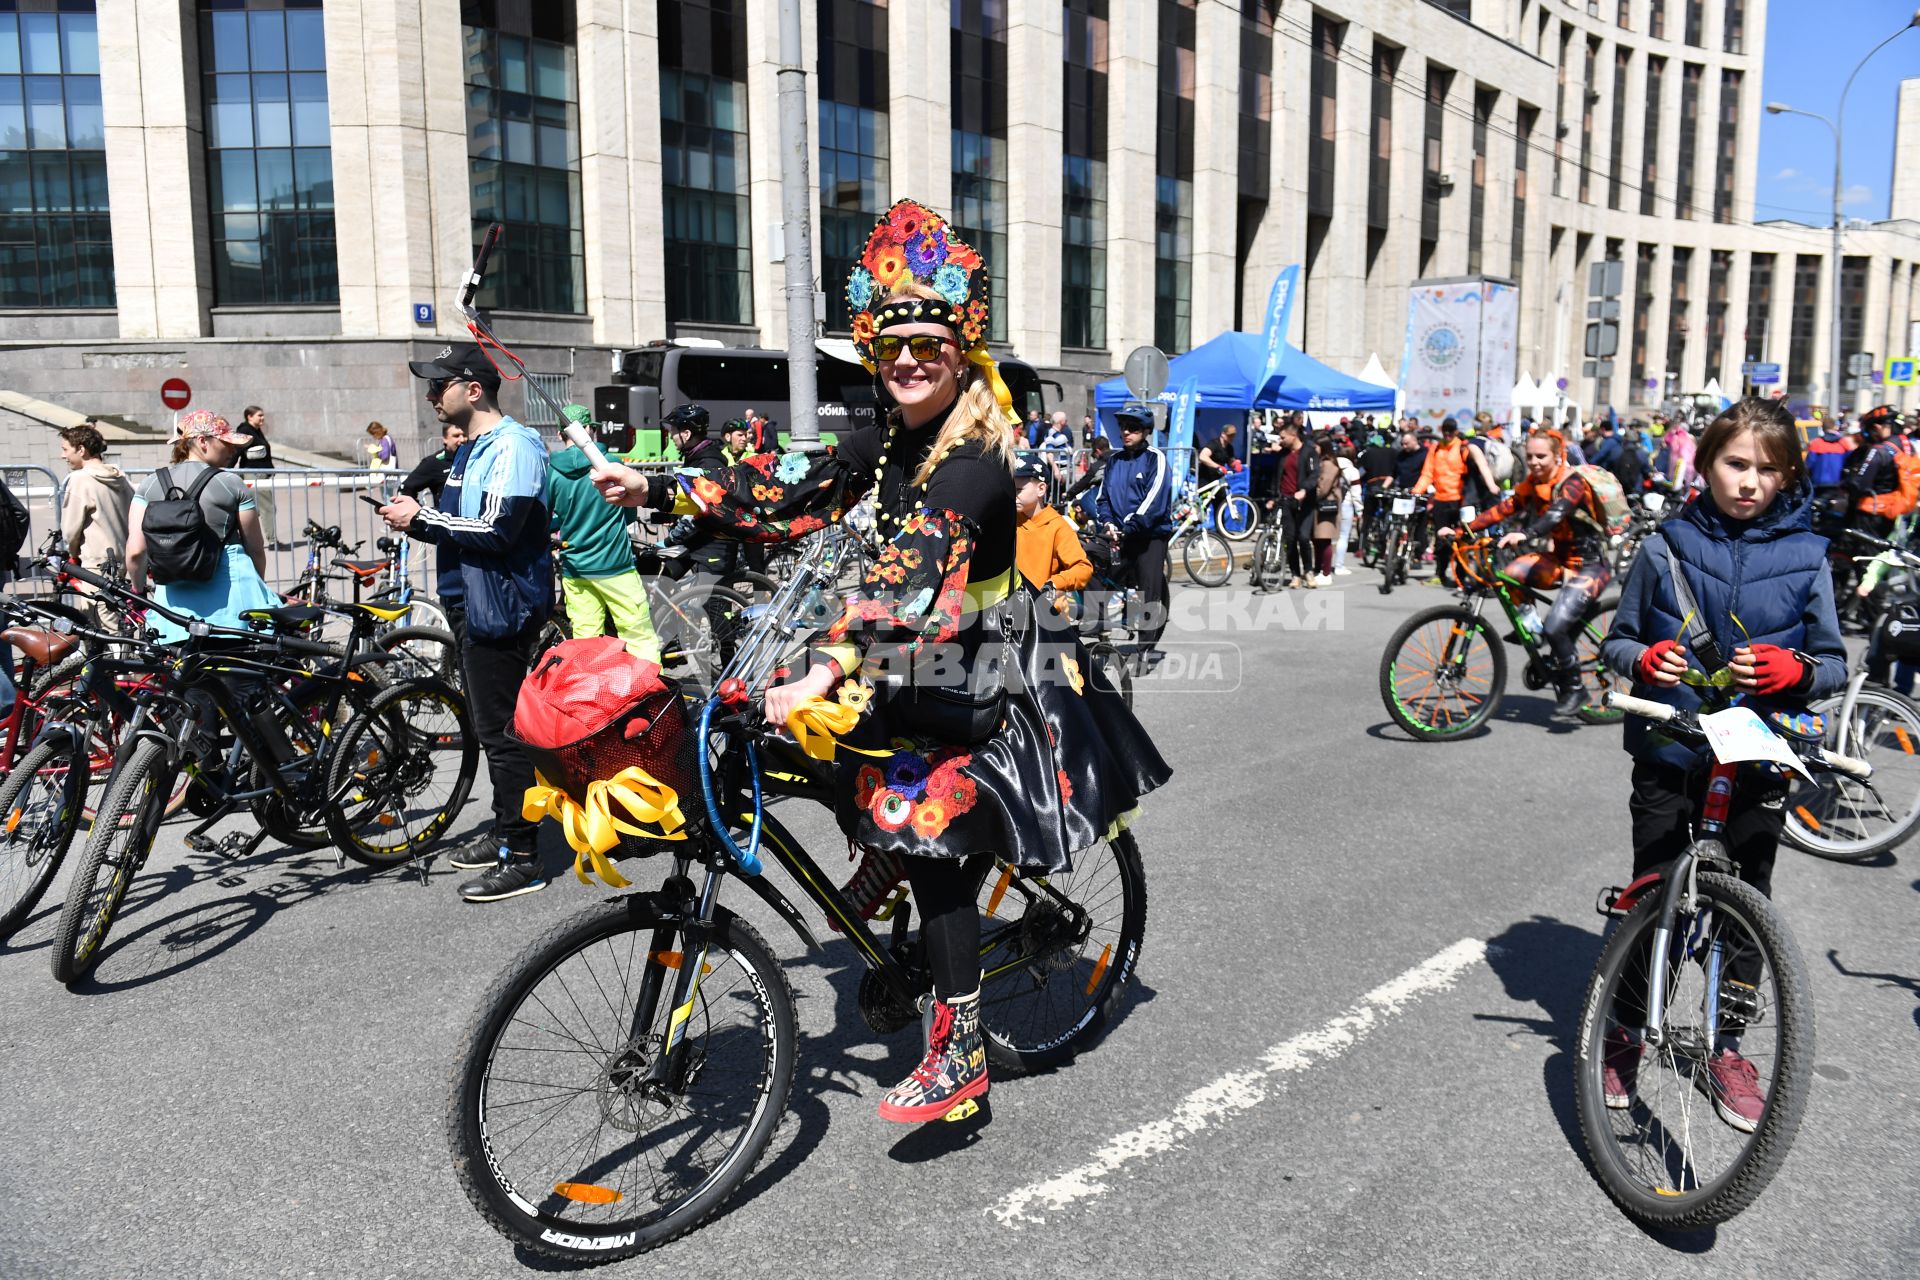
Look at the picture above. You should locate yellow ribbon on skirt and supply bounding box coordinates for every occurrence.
[522,765,688,888]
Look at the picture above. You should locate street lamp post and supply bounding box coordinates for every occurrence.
[1766,9,1920,418]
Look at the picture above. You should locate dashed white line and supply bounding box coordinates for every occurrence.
[986,936,1491,1227]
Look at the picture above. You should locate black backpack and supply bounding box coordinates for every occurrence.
[143,466,225,584]
[0,477,27,580]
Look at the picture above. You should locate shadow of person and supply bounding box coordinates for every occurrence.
[1828,947,1920,1032]
[1480,913,1718,1252]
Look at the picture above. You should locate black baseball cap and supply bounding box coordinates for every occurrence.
[409,341,501,387]
[1116,408,1153,432]
[1012,459,1047,482]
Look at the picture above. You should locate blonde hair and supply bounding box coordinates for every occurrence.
[879,282,1017,487]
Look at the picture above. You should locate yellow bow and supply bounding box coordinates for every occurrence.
[966,346,1020,425]
[522,766,689,889]
[785,694,890,762]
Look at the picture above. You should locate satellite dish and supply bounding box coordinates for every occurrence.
[1124,346,1170,403]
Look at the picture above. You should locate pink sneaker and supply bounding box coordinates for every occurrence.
[1699,1048,1765,1133]
[1601,1027,1642,1109]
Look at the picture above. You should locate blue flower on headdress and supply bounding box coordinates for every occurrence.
[775,452,810,483]
[905,233,945,278]
[847,265,875,311]
[933,263,969,307]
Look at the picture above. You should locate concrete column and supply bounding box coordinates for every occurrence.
[886,0,950,212]
[103,0,213,339]
[1104,4,1158,361]
[1311,23,1368,368]
[1674,249,1703,390]
[577,0,667,344]
[1856,251,1892,415]
[1725,247,1753,387]
[1004,0,1063,364]
[1187,0,1239,347]
[743,0,820,345]
[1483,90,1515,283]
[1765,252,1795,388]
[1894,80,1920,223]
[328,0,470,341]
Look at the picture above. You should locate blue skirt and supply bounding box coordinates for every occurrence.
[149,544,282,643]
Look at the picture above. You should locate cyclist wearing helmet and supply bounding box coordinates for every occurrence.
[1845,406,1902,538]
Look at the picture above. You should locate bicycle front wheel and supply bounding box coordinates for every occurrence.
[378,625,461,688]
[50,738,172,984]
[1783,685,1920,859]
[1379,526,1406,595]
[448,894,797,1263]
[1575,595,1627,725]
[0,731,88,943]
[1575,872,1814,1229]
[977,828,1148,1073]
[1180,529,1233,588]
[1378,605,1506,738]
[324,679,476,867]
[1217,493,1259,542]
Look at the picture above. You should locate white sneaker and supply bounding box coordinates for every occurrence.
[1312,573,1333,587]
[1333,566,1353,576]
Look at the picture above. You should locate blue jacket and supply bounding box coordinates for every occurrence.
[1805,432,1849,489]
[1588,434,1621,471]
[1094,443,1174,536]
[1601,482,1847,771]
[408,417,553,640]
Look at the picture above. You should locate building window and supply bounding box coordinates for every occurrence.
[1744,252,1773,363]
[1841,255,1868,374]
[1423,64,1450,248]
[465,1,582,315]
[1788,254,1821,395]
[1705,249,1730,381]
[1063,0,1107,349]
[1618,1,1631,28]
[1675,63,1700,219]
[1367,42,1394,233]
[819,0,889,334]
[1714,69,1739,224]
[1649,0,1665,39]
[952,0,1007,343]
[1723,0,1744,54]
[1153,0,1195,352]
[1640,56,1664,216]
[1306,9,1336,219]
[1631,242,1656,391]
[0,2,109,308]
[1578,38,1596,204]
[1469,87,1491,275]
[1236,0,1275,329]
[1684,0,1703,46]
[1512,105,1534,284]
[658,0,748,325]
[1552,26,1569,197]
[1667,247,1692,388]
[1608,48,1627,211]
[201,0,334,306]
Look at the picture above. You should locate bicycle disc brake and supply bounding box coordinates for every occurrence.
[598,1036,692,1132]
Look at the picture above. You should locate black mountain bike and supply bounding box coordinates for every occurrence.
[1375,489,1429,595]
[448,536,1148,1261]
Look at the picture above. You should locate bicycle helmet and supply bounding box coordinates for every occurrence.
[662,403,710,436]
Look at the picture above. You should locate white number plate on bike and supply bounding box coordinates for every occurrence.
[1698,707,1813,781]
[1392,497,1415,516]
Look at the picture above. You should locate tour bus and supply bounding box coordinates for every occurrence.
[592,340,1047,457]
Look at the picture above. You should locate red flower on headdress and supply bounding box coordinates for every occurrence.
[870,245,907,287]
[945,241,983,270]
[888,205,926,239]
[852,312,876,342]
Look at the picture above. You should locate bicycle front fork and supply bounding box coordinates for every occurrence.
[1641,761,1736,1047]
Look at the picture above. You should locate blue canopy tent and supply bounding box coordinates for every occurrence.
[1091,331,1395,457]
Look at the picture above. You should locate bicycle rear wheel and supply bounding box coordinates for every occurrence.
[324,679,476,867]
[1217,493,1259,542]
[1378,605,1507,739]
[0,731,88,943]
[1575,595,1626,725]
[1180,529,1233,588]
[378,625,460,688]
[1378,526,1405,596]
[976,829,1148,1073]
[656,583,751,693]
[1575,872,1813,1229]
[1783,686,1920,859]
[448,894,796,1263]
[50,738,172,984]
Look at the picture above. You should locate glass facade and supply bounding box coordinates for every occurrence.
[0,2,108,307]
[1841,255,1868,379]
[1306,9,1335,219]
[659,0,749,324]
[1713,69,1739,224]
[1676,62,1700,219]
[1744,252,1773,362]
[1640,57,1663,217]
[1154,0,1195,352]
[1367,42,1394,233]
[1512,106,1533,283]
[1608,48,1627,211]
[1468,88,1490,275]
[1788,254,1820,394]
[465,1,581,314]
[1650,0,1665,40]
[1706,249,1730,381]
[1667,247,1692,387]
[1631,242,1656,391]
[819,0,888,334]
[1684,0,1703,46]
[202,0,334,306]
[1423,64,1449,248]
[1236,0,1274,326]
[1063,0,1107,350]
[1577,38,1595,204]
[1723,0,1745,54]
[951,0,1006,343]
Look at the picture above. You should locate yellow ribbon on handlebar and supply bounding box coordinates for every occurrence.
[522,766,689,889]
[784,692,890,763]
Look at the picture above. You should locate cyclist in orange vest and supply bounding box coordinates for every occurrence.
[1414,417,1497,584]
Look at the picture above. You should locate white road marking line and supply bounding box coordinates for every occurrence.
[987,936,1490,1227]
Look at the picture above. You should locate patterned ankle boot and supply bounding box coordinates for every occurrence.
[877,989,989,1123]
[829,845,905,933]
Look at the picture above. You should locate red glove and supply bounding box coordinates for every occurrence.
[1746,643,1809,695]
[1636,639,1683,684]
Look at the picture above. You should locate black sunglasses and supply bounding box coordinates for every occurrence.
[872,333,957,362]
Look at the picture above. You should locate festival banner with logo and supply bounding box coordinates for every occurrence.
[1401,278,1521,430]
[1258,265,1301,397]
[1167,377,1199,498]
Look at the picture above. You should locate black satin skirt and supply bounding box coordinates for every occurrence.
[830,589,1172,875]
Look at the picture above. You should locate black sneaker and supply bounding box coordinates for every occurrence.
[447,834,506,871]
[1552,685,1589,719]
[460,858,548,903]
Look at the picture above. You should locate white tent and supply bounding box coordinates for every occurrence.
[1509,373,1540,422]
[1357,352,1397,390]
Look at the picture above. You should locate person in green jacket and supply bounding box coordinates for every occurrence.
[549,405,661,663]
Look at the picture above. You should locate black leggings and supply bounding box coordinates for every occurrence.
[904,852,994,999]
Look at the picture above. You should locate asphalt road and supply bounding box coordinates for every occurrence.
[2,564,1916,1279]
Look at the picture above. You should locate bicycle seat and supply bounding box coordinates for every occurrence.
[0,626,77,667]
[338,559,388,577]
[342,601,412,624]
[241,604,326,630]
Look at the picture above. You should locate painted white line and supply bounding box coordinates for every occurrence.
[987,936,1490,1228]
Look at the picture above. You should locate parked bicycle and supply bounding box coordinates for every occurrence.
[1378,534,1624,737]
[1576,688,1867,1228]
[1373,489,1430,596]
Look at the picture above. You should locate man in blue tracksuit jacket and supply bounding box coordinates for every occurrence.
[1093,408,1174,658]
[381,341,554,903]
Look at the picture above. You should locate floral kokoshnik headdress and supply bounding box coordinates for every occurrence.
[844,199,1018,423]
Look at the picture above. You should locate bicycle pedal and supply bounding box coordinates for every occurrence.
[869,885,911,922]
[941,1098,980,1123]
[184,833,218,854]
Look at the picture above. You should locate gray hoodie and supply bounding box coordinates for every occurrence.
[61,459,134,571]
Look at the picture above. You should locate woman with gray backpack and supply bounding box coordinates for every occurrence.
[124,410,279,642]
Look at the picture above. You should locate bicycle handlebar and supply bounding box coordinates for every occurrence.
[1605,691,1872,780]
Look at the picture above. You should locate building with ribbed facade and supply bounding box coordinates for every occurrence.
[0,0,1916,462]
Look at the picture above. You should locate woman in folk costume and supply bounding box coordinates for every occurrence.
[590,200,1170,1123]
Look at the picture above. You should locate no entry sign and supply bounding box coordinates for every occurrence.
[161,378,191,410]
